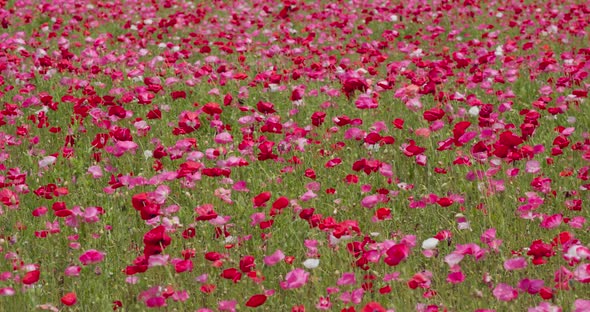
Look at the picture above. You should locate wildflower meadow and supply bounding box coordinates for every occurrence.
[0,0,589,311]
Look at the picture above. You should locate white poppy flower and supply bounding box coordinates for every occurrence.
[422,238,440,250]
[303,258,320,269]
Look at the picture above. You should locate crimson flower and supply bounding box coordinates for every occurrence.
[361,302,386,312]
[253,192,272,208]
[384,243,410,266]
[61,292,77,306]
[245,294,267,307]
[527,240,554,265]
[143,226,171,250]
[341,77,369,99]
[22,269,40,285]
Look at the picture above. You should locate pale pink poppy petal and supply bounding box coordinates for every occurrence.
[493,283,518,301]
[574,299,590,312]
[525,160,541,174]
[280,268,309,290]
[263,250,285,266]
[504,257,527,271]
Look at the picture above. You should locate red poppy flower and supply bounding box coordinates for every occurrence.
[362,302,386,312]
[245,294,267,307]
[22,269,40,285]
[61,292,77,306]
[253,192,271,208]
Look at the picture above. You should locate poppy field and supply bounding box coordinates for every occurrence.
[1,0,590,311]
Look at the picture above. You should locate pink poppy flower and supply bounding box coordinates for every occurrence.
[493,283,518,301]
[79,249,105,265]
[504,257,527,271]
[264,250,285,266]
[280,268,309,290]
